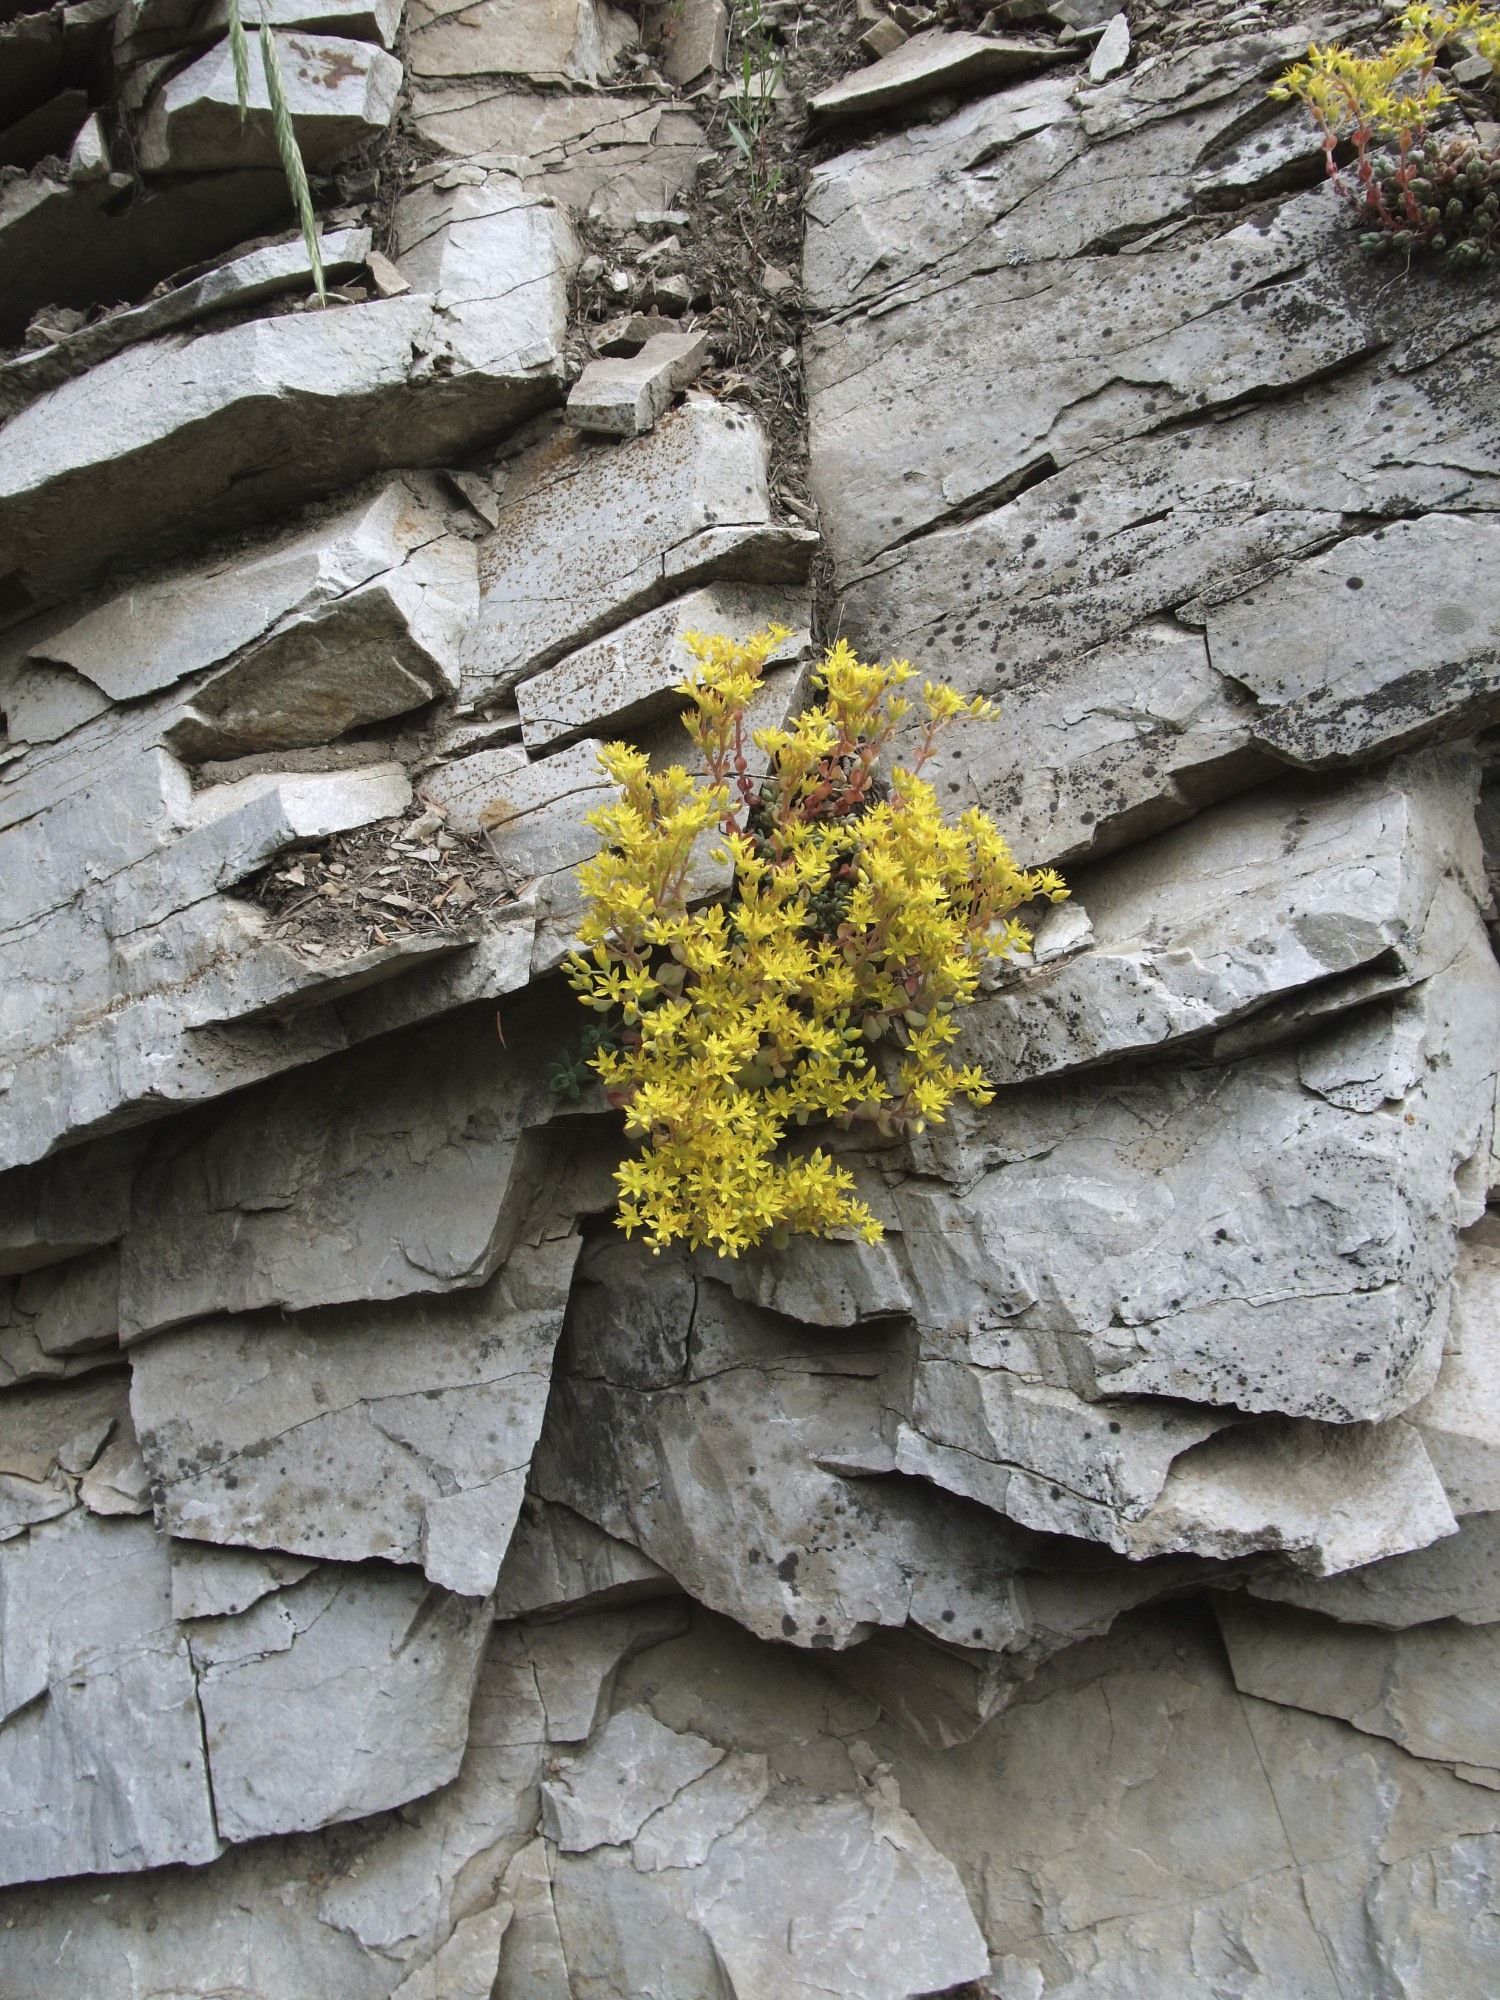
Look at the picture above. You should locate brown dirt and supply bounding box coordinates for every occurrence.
[238,798,517,958]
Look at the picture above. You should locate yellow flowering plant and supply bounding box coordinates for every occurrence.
[563,630,1067,1259]
[1273,3,1500,264]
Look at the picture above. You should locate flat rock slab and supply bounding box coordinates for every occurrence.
[809,29,1067,130]
[138,33,402,174]
[188,1560,493,1842]
[0,1511,221,1885]
[0,178,570,615]
[115,1001,559,1339]
[516,582,808,751]
[566,330,710,437]
[199,0,404,47]
[1218,1597,1500,1779]
[407,0,632,83]
[131,1236,580,1596]
[894,918,1500,1426]
[465,398,782,700]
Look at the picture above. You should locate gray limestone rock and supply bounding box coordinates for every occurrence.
[493,1496,675,1620]
[0,175,572,615]
[0,1511,221,1885]
[199,0,404,46]
[1411,1232,1500,1516]
[515,583,809,752]
[1247,1509,1500,1630]
[408,0,633,83]
[970,754,1482,1085]
[38,478,475,753]
[138,32,402,174]
[892,920,1500,1426]
[463,398,791,700]
[116,1003,559,1339]
[189,1559,493,1842]
[1217,1596,1500,1782]
[0,227,373,422]
[565,329,711,437]
[809,29,1067,131]
[130,1235,580,1594]
[541,1707,724,1850]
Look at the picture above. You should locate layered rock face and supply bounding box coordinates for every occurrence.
[3,2,1500,1995]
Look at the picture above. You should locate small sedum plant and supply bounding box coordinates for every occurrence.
[1274,3,1500,264]
[564,630,1067,1259]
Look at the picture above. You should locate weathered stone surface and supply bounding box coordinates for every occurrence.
[661,0,727,84]
[0,1247,119,1389]
[1411,1230,1500,1516]
[117,1004,559,1339]
[493,1495,674,1620]
[1218,1596,1500,1781]
[0,1511,221,1885]
[169,1540,317,1621]
[0,227,373,421]
[409,92,704,227]
[1248,1509,1500,1630]
[534,1238,1045,1650]
[464,398,794,700]
[516,582,809,751]
[566,328,710,437]
[0,175,571,614]
[200,0,403,47]
[808,36,1500,864]
[972,752,1482,1085]
[542,1707,723,1849]
[892,922,1500,1427]
[408,0,632,83]
[873,1600,1500,1996]
[188,1560,492,1842]
[809,28,1066,131]
[38,478,474,749]
[138,33,402,174]
[131,1235,579,1594]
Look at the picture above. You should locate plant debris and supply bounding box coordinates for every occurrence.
[240,799,519,957]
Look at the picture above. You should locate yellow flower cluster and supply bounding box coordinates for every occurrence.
[1272,4,1499,142]
[565,632,1068,1259]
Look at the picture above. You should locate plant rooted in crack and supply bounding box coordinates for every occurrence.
[1274,2,1500,264]
[562,630,1068,1259]
[726,0,786,211]
[227,0,327,300]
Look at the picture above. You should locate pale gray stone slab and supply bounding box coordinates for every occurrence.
[200,0,403,47]
[0,176,571,613]
[566,329,710,437]
[39,475,471,721]
[189,1561,493,1843]
[893,919,1500,1426]
[493,1496,674,1621]
[463,398,777,700]
[1415,1239,1500,1514]
[389,1902,513,2000]
[1247,1510,1500,1630]
[808,29,1066,131]
[117,1003,559,1339]
[410,90,704,227]
[131,1236,580,1594]
[138,32,402,174]
[541,1707,723,1850]
[1219,1597,1500,1779]
[0,1511,221,1885]
[534,1239,1039,1651]
[169,1540,318,1621]
[0,228,373,421]
[516,583,808,752]
[408,0,632,83]
[526,1601,690,1744]
[630,1750,768,1871]
[970,753,1481,1086]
